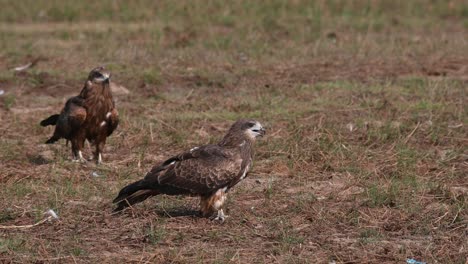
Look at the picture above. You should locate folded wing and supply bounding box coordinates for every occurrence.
[45,97,87,143]
[113,144,242,211]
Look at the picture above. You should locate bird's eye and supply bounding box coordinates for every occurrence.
[247,122,256,127]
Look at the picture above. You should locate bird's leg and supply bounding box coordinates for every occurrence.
[199,196,214,217]
[95,140,105,165]
[78,151,85,162]
[71,139,86,163]
[72,150,86,163]
[97,153,103,164]
[210,189,228,223]
[87,141,94,161]
[200,190,229,222]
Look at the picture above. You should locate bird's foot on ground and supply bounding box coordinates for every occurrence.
[211,209,228,223]
[72,151,87,163]
[94,153,103,165]
[72,157,87,163]
[96,160,107,166]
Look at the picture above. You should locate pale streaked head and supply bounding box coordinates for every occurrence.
[220,119,266,146]
[88,66,111,84]
[244,120,266,140]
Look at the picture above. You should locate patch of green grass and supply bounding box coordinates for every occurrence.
[413,100,443,111]
[2,94,16,110]
[345,208,361,226]
[0,209,16,223]
[0,71,15,82]
[0,0,464,26]
[399,77,427,93]
[365,122,401,143]
[365,173,423,210]
[142,69,162,85]
[215,249,242,263]
[396,145,419,175]
[205,35,233,51]
[264,177,275,199]
[292,192,317,213]
[145,222,166,245]
[71,247,86,257]
[62,178,78,197]
[0,238,26,253]
[273,218,305,252]
[5,182,34,198]
[281,232,305,247]
[366,184,397,208]
[359,228,382,244]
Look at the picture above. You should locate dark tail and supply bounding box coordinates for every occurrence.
[40,114,60,127]
[45,135,60,144]
[113,180,159,212]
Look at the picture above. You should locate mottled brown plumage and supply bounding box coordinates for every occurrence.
[40,66,119,164]
[113,119,266,221]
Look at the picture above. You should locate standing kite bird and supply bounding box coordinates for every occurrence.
[40,66,119,164]
[113,119,266,222]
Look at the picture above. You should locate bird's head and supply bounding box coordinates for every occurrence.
[242,120,266,140]
[220,119,266,146]
[87,66,111,84]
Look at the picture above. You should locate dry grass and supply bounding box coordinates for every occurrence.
[0,1,467,263]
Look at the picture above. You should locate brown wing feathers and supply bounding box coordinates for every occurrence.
[40,114,59,127]
[113,151,200,211]
[113,145,242,211]
[41,97,86,144]
[106,108,119,136]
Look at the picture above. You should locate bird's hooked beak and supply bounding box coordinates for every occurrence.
[252,127,266,138]
[249,122,266,138]
[258,127,266,137]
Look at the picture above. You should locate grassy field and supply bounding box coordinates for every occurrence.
[0,1,467,263]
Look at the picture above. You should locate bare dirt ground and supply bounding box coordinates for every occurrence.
[0,1,467,263]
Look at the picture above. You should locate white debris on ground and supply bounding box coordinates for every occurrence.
[45,209,59,220]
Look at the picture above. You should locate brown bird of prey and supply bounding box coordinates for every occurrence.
[113,119,266,221]
[40,66,119,164]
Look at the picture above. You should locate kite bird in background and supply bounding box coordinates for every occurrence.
[40,66,119,164]
[113,119,266,222]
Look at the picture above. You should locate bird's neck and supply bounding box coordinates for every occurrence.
[79,83,113,100]
[219,137,253,153]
